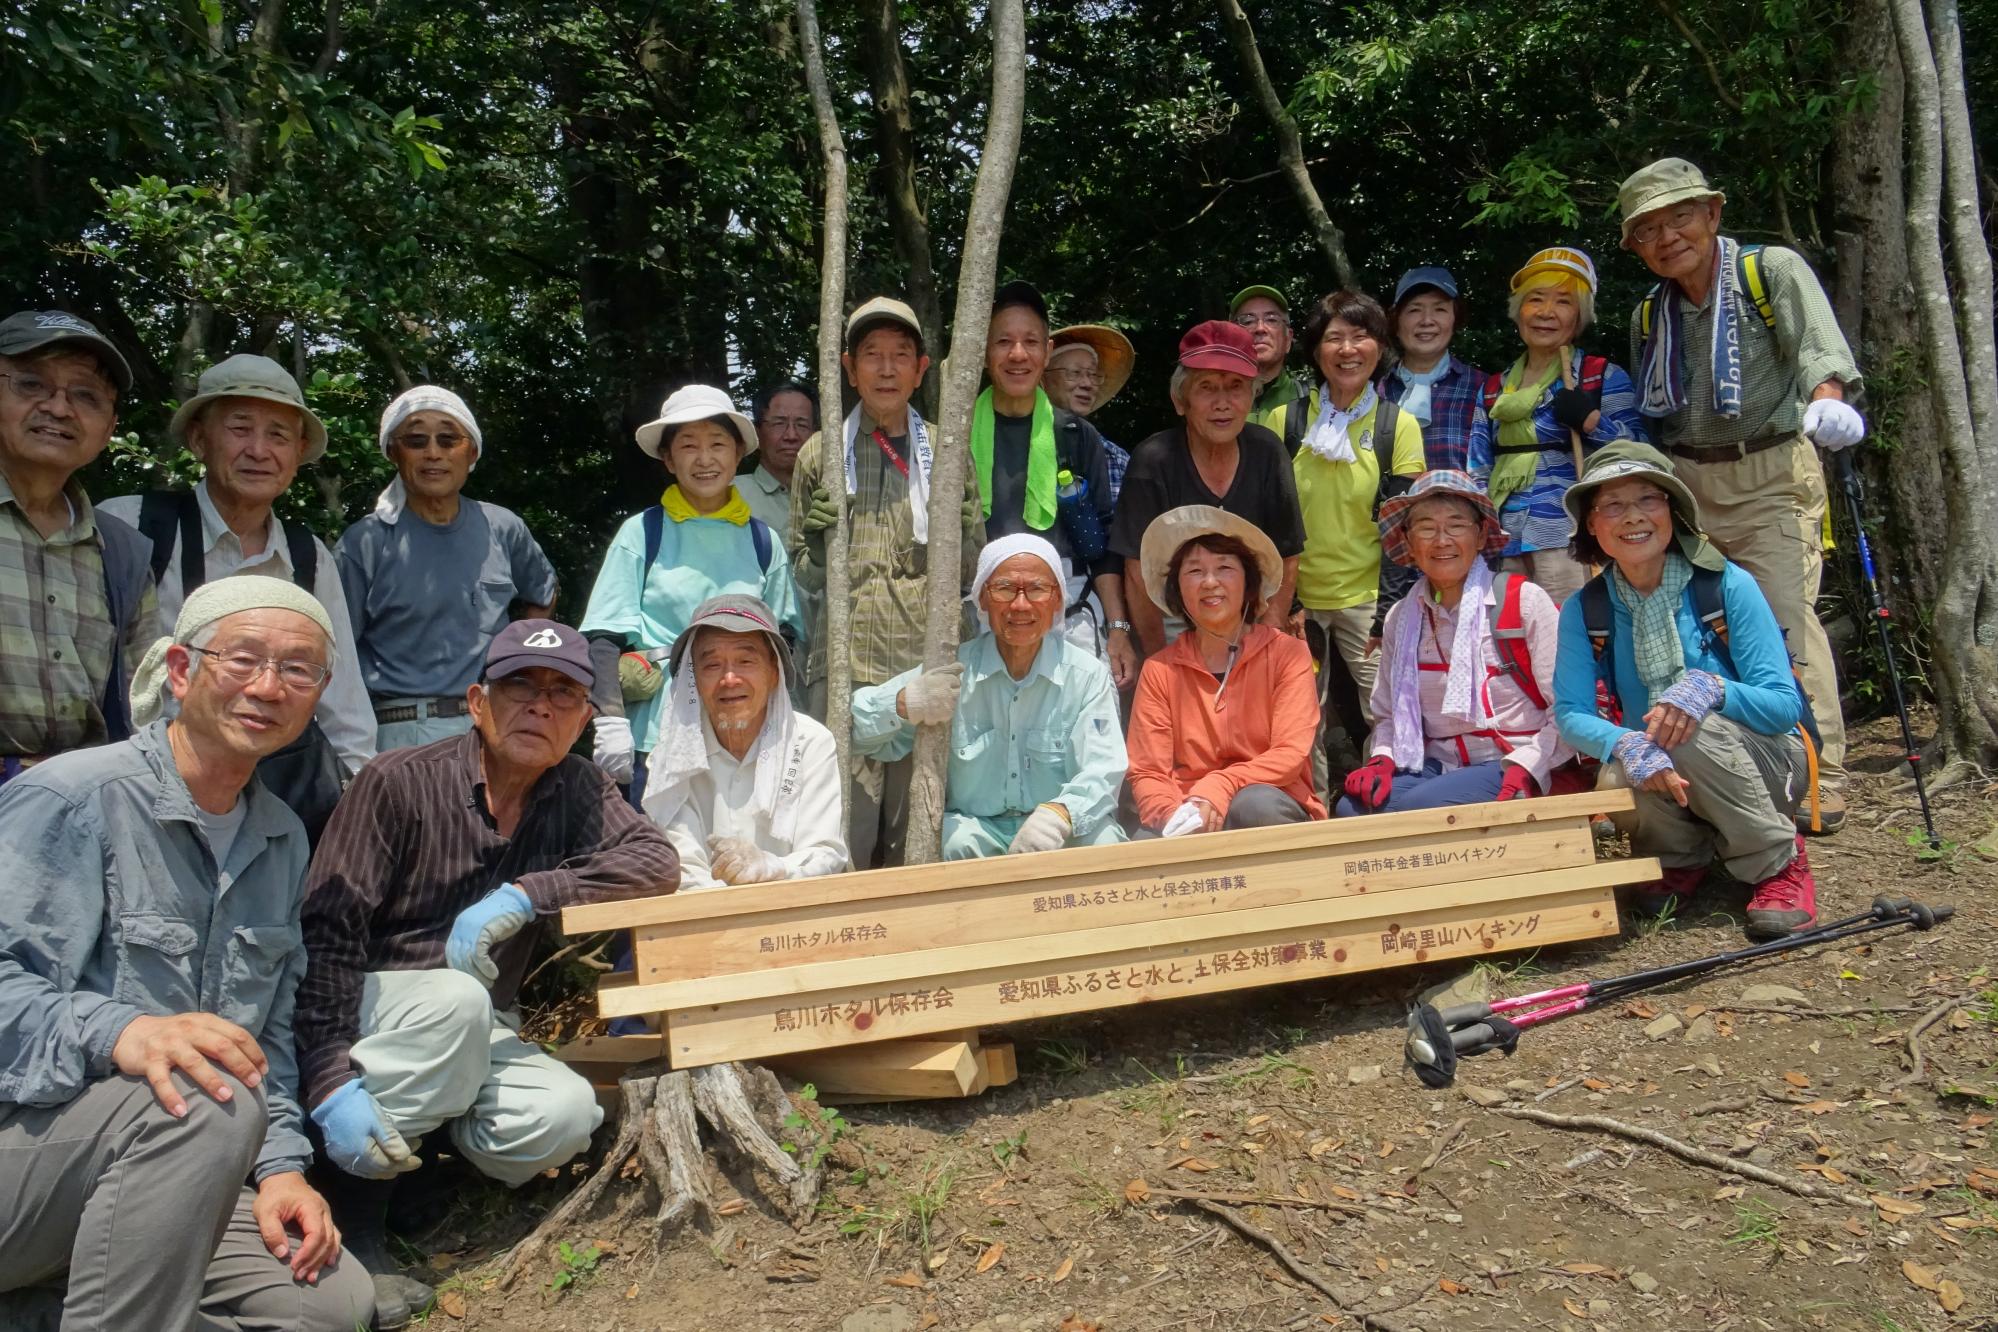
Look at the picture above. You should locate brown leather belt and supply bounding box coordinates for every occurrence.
[373,696,470,724]
[1667,434,1794,464]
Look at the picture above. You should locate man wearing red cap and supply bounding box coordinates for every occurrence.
[1107,321,1305,656]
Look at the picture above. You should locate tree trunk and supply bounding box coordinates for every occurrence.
[797,0,855,815]
[1214,0,1356,289]
[1887,0,1998,781]
[862,0,944,419]
[903,0,1027,864]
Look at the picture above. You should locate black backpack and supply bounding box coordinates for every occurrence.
[138,491,346,846]
[1281,392,1406,516]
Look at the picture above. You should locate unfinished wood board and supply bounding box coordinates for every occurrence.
[602,858,1651,1018]
[767,1036,983,1099]
[661,874,1637,1066]
[628,814,1598,984]
[981,1041,1018,1088]
[562,791,1636,935]
[553,1034,664,1066]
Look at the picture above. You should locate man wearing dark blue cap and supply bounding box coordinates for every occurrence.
[1378,267,1488,472]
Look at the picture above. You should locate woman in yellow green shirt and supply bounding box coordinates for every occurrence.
[1266,290,1426,801]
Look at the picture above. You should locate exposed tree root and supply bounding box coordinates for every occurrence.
[1190,1199,1422,1332]
[498,1060,823,1289]
[1895,989,1978,1089]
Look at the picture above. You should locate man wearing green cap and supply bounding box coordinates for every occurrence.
[101,355,376,787]
[1231,285,1310,433]
[1618,156,1863,833]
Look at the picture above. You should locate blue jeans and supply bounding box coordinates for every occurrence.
[1334,758,1505,817]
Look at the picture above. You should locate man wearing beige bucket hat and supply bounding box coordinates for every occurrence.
[101,354,377,787]
[1043,324,1134,501]
[1617,156,1864,833]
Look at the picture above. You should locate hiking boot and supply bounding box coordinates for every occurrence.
[1796,786,1846,836]
[1626,863,1705,916]
[1746,838,1819,939]
[318,1171,435,1330]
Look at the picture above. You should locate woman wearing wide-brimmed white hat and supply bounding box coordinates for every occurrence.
[579,384,805,801]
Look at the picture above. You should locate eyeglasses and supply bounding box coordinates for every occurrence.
[1234,313,1289,330]
[986,579,1059,604]
[759,416,813,434]
[1629,203,1707,247]
[393,430,470,452]
[1051,367,1103,385]
[187,646,330,690]
[1408,519,1479,542]
[1591,493,1672,521]
[489,676,593,711]
[0,371,114,416]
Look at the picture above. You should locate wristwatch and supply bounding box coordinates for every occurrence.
[1107,620,1133,634]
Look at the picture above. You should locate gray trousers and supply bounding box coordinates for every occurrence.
[1602,712,1806,884]
[0,1073,374,1332]
[807,674,915,869]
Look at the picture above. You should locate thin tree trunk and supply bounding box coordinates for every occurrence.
[903,0,1027,864]
[862,0,943,420]
[796,0,855,815]
[1930,0,1998,487]
[1887,0,1998,777]
[1214,0,1355,289]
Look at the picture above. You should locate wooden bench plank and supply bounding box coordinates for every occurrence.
[631,814,1599,982]
[766,1036,983,1099]
[661,877,1630,1067]
[561,791,1634,934]
[601,858,1652,1017]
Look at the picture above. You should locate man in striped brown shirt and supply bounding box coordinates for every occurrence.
[294,619,676,1326]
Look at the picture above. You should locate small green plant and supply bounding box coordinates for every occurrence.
[780,1083,847,1170]
[1224,1052,1315,1091]
[1034,1038,1091,1078]
[1060,1156,1123,1215]
[990,1128,1029,1170]
[1633,893,1681,939]
[837,1160,957,1256]
[1726,1197,1783,1249]
[1118,1058,1187,1134]
[547,1239,604,1294]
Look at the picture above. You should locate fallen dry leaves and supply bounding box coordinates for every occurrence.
[884,1272,923,1289]
[436,1290,467,1319]
[1124,1179,1151,1205]
[975,1242,1006,1274]
[1051,1256,1074,1283]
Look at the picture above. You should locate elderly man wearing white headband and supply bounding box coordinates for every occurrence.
[851,533,1128,860]
[643,594,848,886]
[334,385,558,751]
[0,576,376,1332]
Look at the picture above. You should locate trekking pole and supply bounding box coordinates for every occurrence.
[1831,450,1940,847]
[1404,895,1954,1084]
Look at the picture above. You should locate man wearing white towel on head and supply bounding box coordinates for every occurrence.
[851,534,1128,861]
[642,594,849,887]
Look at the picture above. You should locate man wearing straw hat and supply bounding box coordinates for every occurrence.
[101,355,376,780]
[0,576,374,1331]
[1043,322,1135,502]
[335,386,558,752]
[1618,156,1864,833]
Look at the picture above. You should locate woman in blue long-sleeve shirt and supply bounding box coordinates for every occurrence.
[1550,440,1819,940]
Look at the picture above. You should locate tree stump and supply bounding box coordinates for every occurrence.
[498,1060,823,1288]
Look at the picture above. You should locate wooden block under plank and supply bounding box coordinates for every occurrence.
[767,1036,983,1099]
[660,871,1639,1067]
[554,1033,664,1065]
[981,1040,1017,1089]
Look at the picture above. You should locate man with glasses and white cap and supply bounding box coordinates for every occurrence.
[642,593,848,886]
[851,533,1127,860]
[0,309,158,772]
[0,574,374,1332]
[293,619,676,1325]
[335,386,557,752]
[100,354,376,786]
[1618,156,1864,834]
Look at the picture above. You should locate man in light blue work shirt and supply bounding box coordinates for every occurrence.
[852,533,1127,860]
[336,387,558,751]
[0,576,373,1332]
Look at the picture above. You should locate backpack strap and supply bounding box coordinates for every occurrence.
[1282,393,1307,458]
[95,511,151,742]
[1580,573,1614,665]
[1480,370,1502,415]
[281,517,316,591]
[642,504,664,570]
[749,516,772,573]
[1579,354,1608,394]
[1373,398,1399,475]
[1687,565,1733,669]
[1487,572,1549,711]
[137,489,201,590]
[1737,244,1777,329]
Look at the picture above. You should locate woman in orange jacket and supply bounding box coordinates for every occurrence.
[1126,506,1326,835]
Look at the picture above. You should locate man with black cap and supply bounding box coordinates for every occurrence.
[293,619,677,1325]
[786,295,984,868]
[1231,284,1309,432]
[0,310,157,772]
[976,281,1136,687]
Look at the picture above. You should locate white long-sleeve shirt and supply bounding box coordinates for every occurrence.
[661,712,848,888]
[100,483,377,775]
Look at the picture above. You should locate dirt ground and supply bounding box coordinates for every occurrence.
[413,713,1998,1332]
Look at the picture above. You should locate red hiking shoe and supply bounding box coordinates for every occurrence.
[1746,837,1819,939]
[1627,863,1705,916]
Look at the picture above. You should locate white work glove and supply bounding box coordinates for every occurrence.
[899,661,966,725]
[593,714,635,783]
[708,835,788,885]
[1161,799,1207,838]
[1802,398,1866,450]
[1007,804,1071,855]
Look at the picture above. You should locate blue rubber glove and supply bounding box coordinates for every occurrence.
[1655,669,1726,726]
[1612,730,1676,783]
[310,1080,418,1179]
[445,883,535,987]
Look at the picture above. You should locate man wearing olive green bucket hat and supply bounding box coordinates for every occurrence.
[1550,440,1823,940]
[1617,156,1863,834]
